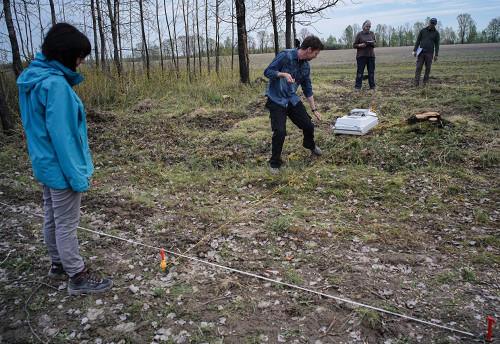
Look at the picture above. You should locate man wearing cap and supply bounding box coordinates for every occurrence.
[413,18,440,86]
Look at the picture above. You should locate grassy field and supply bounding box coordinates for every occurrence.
[0,43,499,343]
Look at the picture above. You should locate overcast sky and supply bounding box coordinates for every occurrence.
[299,0,500,39]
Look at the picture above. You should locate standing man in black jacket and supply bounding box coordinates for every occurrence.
[413,18,440,86]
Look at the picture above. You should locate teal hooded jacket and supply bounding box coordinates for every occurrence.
[17,53,93,192]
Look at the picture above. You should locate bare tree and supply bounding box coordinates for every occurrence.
[171,0,180,71]
[163,0,177,71]
[129,1,136,74]
[139,0,150,78]
[285,0,291,48]
[12,0,28,59]
[256,30,267,53]
[90,0,100,67]
[271,0,279,55]
[205,0,211,73]
[231,0,234,70]
[95,0,107,70]
[3,0,23,78]
[215,0,220,73]
[22,0,35,57]
[57,0,65,22]
[196,0,202,74]
[298,27,311,41]
[292,0,296,43]
[286,0,340,48]
[191,12,197,75]
[107,0,122,75]
[235,0,249,84]
[36,0,45,42]
[49,0,56,25]
[181,0,191,76]
[155,0,164,71]
[117,0,122,62]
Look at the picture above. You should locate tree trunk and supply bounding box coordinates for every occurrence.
[22,0,35,57]
[90,0,99,68]
[129,1,135,74]
[58,0,66,22]
[95,0,107,71]
[139,0,150,78]
[205,0,210,74]
[215,0,220,74]
[49,0,56,25]
[292,0,296,43]
[181,0,191,78]
[106,0,121,75]
[12,0,27,60]
[0,77,14,135]
[171,0,179,71]
[117,0,122,63]
[3,0,23,78]
[235,0,249,84]
[163,0,177,72]
[155,0,164,72]
[285,0,291,48]
[196,0,202,74]
[271,0,279,55]
[191,14,197,76]
[231,0,234,70]
[36,0,45,43]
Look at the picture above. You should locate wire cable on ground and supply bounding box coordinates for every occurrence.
[0,201,481,339]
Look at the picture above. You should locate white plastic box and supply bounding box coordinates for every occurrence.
[333,109,378,135]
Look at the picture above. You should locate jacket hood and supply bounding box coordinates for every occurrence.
[17,52,84,93]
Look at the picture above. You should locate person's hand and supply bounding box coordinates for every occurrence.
[413,51,417,57]
[279,72,295,83]
[434,56,438,62]
[313,110,322,121]
[359,43,366,48]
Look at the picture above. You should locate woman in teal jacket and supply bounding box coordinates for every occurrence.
[17,23,112,295]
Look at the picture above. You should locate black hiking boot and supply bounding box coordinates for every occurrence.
[48,262,67,280]
[311,146,323,156]
[68,267,113,295]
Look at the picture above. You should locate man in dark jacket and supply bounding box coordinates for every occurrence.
[413,18,440,86]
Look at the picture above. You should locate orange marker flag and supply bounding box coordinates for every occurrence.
[160,248,166,271]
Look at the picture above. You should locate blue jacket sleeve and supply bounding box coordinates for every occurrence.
[264,51,287,80]
[44,80,90,192]
[300,74,313,98]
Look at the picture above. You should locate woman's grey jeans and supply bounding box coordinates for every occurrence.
[42,185,85,277]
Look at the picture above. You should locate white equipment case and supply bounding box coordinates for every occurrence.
[333,108,378,135]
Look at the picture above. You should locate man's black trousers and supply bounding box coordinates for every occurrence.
[266,99,315,168]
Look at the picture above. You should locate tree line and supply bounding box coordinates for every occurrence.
[329,14,500,50]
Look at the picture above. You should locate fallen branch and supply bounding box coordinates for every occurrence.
[319,316,337,338]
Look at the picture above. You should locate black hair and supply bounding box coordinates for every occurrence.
[42,23,91,72]
[300,36,325,51]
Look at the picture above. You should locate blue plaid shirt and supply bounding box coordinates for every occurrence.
[264,48,313,108]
